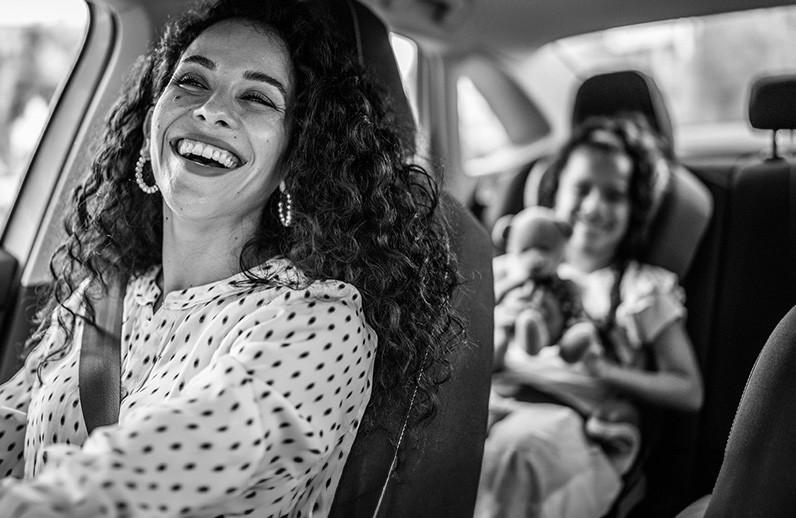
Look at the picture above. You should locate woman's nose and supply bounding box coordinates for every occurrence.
[193,94,235,128]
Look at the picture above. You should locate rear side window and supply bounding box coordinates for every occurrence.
[457,75,512,165]
[0,0,88,230]
[455,57,551,176]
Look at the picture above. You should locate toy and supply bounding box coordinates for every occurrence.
[492,206,599,365]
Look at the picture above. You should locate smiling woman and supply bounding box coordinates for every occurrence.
[144,19,291,254]
[0,0,462,516]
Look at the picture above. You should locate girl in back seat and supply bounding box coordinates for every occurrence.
[477,115,704,518]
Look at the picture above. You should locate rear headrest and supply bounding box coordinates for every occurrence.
[572,70,674,155]
[319,0,417,149]
[748,75,796,131]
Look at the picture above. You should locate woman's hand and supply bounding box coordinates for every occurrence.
[0,480,71,518]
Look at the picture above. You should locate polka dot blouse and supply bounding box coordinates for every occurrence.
[0,258,376,517]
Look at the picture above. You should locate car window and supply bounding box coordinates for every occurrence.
[390,33,420,124]
[455,56,552,176]
[457,75,512,164]
[522,5,796,153]
[393,32,549,176]
[0,0,88,231]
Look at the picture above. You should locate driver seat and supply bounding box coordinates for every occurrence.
[319,2,495,517]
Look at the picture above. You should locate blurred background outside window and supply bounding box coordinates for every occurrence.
[0,0,87,229]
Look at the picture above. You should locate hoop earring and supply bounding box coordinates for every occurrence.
[135,152,159,194]
[278,190,293,227]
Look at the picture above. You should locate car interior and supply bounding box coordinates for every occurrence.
[0,0,795,516]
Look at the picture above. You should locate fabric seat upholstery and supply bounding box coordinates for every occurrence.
[673,74,796,518]
[318,2,495,516]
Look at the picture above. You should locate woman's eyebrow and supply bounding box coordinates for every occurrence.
[183,54,215,70]
[243,70,288,101]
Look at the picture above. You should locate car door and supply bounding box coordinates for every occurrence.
[0,0,151,382]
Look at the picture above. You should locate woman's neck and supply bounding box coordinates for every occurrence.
[159,210,256,297]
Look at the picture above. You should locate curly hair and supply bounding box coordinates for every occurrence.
[30,0,462,440]
[538,113,664,265]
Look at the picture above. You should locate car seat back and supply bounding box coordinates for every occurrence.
[318,2,495,517]
[685,74,796,504]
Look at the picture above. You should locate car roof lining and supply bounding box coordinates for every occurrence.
[363,0,796,55]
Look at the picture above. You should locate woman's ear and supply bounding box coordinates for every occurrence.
[141,107,153,157]
[279,179,287,192]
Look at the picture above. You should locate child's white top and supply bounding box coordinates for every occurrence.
[505,260,685,414]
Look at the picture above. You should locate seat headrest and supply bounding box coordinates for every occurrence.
[572,70,674,154]
[748,75,796,131]
[318,0,417,149]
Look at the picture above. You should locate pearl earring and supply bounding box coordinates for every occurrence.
[278,190,293,227]
[134,152,158,194]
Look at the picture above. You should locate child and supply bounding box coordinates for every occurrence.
[476,115,704,518]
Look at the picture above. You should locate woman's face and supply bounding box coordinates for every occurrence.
[145,18,294,226]
[553,145,632,270]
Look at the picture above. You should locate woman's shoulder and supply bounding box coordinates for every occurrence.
[231,257,364,310]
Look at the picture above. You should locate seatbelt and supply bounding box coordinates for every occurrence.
[79,280,125,433]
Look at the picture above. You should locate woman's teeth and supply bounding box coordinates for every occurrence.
[177,139,241,168]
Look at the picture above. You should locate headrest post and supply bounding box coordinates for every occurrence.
[771,130,779,161]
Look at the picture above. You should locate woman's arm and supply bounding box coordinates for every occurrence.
[586,320,704,412]
[0,293,375,517]
[0,358,36,479]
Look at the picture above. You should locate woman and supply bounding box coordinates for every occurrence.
[0,0,461,516]
[477,115,703,518]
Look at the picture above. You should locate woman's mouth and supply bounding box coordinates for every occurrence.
[175,138,242,169]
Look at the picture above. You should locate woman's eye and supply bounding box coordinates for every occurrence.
[242,92,275,108]
[174,74,206,91]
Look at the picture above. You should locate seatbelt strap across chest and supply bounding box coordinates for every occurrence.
[79,280,125,434]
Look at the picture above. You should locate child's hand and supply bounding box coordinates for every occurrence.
[487,389,515,430]
[582,348,608,378]
[559,321,599,363]
[591,398,640,425]
[503,340,530,371]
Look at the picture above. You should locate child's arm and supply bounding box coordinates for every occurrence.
[585,319,704,412]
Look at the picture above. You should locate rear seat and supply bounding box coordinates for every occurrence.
[638,75,796,516]
[483,69,716,517]
[479,70,796,516]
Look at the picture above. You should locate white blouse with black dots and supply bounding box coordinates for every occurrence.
[0,258,376,518]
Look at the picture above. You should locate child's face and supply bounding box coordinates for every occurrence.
[554,145,632,269]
